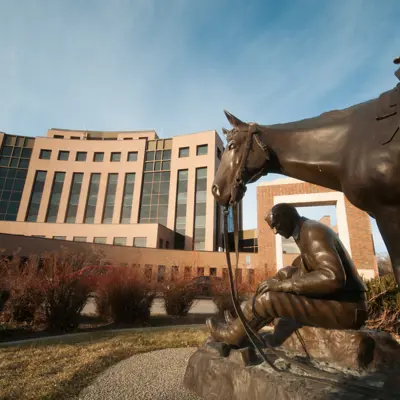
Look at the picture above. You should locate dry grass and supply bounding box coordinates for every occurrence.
[0,327,208,400]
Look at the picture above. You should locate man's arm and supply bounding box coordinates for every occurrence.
[269,232,346,296]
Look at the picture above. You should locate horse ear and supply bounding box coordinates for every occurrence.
[222,128,230,137]
[224,110,246,128]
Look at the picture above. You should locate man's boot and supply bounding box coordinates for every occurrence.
[206,298,270,346]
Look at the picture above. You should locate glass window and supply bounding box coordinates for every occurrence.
[71,136,80,140]
[155,150,162,161]
[45,172,66,222]
[12,147,21,157]
[196,144,208,156]
[53,236,66,240]
[120,173,135,223]
[24,138,35,148]
[0,157,9,167]
[145,151,154,161]
[58,151,69,161]
[113,237,127,246]
[54,135,64,139]
[159,238,163,248]
[73,236,87,242]
[76,152,87,161]
[10,158,18,167]
[39,149,51,160]
[174,169,188,249]
[21,148,32,158]
[1,146,12,156]
[65,173,83,223]
[18,159,30,168]
[162,150,171,160]
[93,152,104,162]
[16,137,24,147]
[134,237,147,247]
[94,237,107,244]
[110,152,121,162]
[162,161,170,170]
[84,173,101,223]
[5,136,15,146]
[127,152,138,162]
[25,171,47,222]
[102,173,118,223]
[179,147,189,158]
[194,167,207,250]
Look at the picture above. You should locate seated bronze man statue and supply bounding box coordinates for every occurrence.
[207,203,368,346]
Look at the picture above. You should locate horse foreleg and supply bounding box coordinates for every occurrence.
[375,208,400,290]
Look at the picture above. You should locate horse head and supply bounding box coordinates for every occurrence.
[212,110,270,206]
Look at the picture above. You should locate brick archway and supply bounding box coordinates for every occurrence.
[256,178,377,280]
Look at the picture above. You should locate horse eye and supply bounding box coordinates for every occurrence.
[228,142,236,150]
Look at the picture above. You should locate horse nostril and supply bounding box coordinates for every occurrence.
[212,184,220,197]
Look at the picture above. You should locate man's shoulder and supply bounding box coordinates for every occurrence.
[301,219,334,240]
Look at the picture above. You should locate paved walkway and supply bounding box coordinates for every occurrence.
[78,347,201,400]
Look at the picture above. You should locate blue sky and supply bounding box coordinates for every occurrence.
[1,0,400,253]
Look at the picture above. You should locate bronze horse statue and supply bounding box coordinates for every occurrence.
[212,59,400,289]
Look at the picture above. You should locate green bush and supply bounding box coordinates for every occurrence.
[365,273,399,335]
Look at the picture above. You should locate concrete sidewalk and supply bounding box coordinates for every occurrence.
[78,347,200,400]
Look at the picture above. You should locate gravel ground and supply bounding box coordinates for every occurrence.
[78,347,201,400]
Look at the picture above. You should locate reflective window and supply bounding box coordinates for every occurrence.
[25,171,47,222]
[93,152,104,162]
[76,152,87,161]
[174,169,188,249]
[179,147,189,158]
[65,173,83,223]
[84,173,100,223]
[39,149,51,160]
[134,237,147,247]
[113,237,127,246]
[53,236,66,240]
[196,144,208,156]
[120,173,135,223]
[127,152,138,161]
[45,172,65,222]
[58,151,69,161]
[194,167,207,250]
[94,237,107,244]
[102,173,118,223]
[73,236,87,242]
[110,152,121,162]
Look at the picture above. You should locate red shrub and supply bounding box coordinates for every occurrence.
[211,280,249,318]
[163,279,197,316]
[95,267,155,324]
[35,252,93,332]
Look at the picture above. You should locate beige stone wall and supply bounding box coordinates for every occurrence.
[0,233,256,282]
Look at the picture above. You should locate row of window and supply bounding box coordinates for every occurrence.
[38,145,209,162]
[39,149,138,162]
[49,236,148,247]
[178,144,208,158]
[25,171,137,224]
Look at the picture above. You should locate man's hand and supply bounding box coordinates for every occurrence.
[256,278,294,296]
[256,279,279,296]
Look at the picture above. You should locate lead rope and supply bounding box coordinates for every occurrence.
[223,204,383,398]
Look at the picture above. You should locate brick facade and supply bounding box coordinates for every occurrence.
[256,178,377,278]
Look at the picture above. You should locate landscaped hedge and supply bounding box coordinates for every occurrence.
[94,266,156,324]
[365,273,399,335]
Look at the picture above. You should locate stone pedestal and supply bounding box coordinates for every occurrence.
[183,326,400,400]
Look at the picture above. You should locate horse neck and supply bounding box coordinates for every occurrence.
[258,124,344,191]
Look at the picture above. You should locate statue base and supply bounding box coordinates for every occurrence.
[183,324,400,400]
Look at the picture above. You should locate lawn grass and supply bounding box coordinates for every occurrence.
[0,326,208,400]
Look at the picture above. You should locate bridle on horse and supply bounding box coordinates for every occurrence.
[220,125,383,396]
